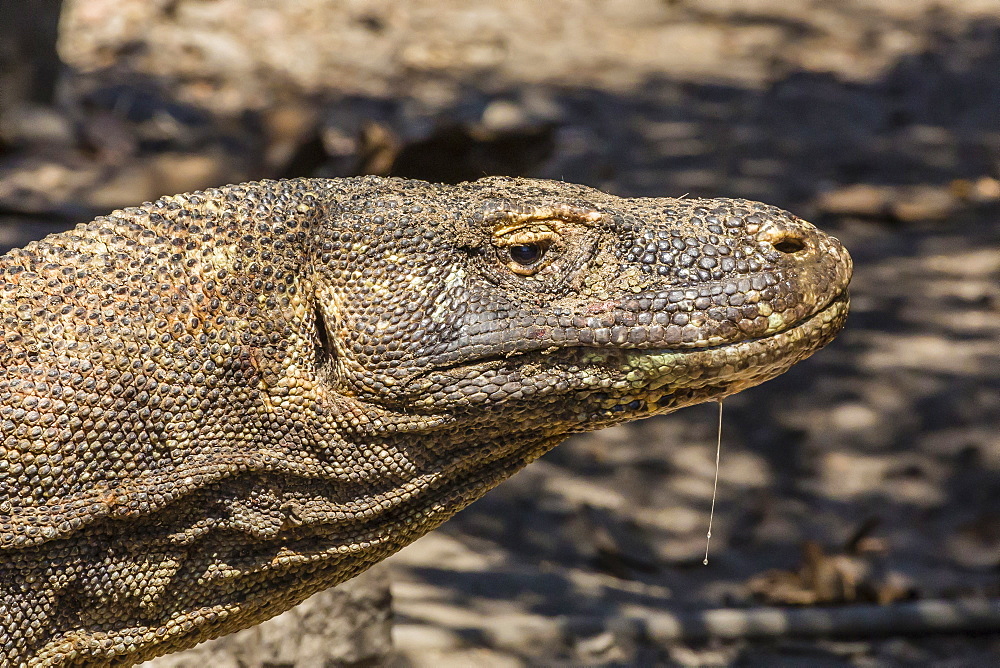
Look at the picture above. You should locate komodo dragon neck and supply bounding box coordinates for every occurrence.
[0,176,852,666]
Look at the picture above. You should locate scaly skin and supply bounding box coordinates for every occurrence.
[0,176,852,666]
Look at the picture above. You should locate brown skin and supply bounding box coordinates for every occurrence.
[0,176,851,666]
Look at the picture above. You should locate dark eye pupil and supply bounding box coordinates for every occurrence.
[509,244,542,265]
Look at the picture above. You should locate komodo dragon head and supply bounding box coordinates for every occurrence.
[0,176,851,665]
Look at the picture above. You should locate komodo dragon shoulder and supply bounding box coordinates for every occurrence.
[0,176,852,666]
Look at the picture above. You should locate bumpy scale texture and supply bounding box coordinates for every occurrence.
[0,176,852,666]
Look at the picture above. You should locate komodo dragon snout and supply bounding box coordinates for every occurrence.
[0,176,851,666]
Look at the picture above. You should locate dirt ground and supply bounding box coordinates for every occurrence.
[2,1,999,666]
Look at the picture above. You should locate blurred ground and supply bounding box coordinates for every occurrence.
[1,1,999,666]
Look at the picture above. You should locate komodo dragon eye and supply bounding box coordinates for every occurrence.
[508,243,546,266]
[493,225,559,277]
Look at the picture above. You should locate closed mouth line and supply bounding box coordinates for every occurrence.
[403,289,849,394]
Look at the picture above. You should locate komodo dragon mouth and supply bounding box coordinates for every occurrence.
[399,289,849,430]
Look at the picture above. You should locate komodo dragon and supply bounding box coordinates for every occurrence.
[0,176,852,666]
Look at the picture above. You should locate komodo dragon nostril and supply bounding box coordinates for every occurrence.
[757,223,809,254]
[772,236,807,253]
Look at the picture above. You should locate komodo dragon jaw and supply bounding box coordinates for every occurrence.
[0,176,851,666]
